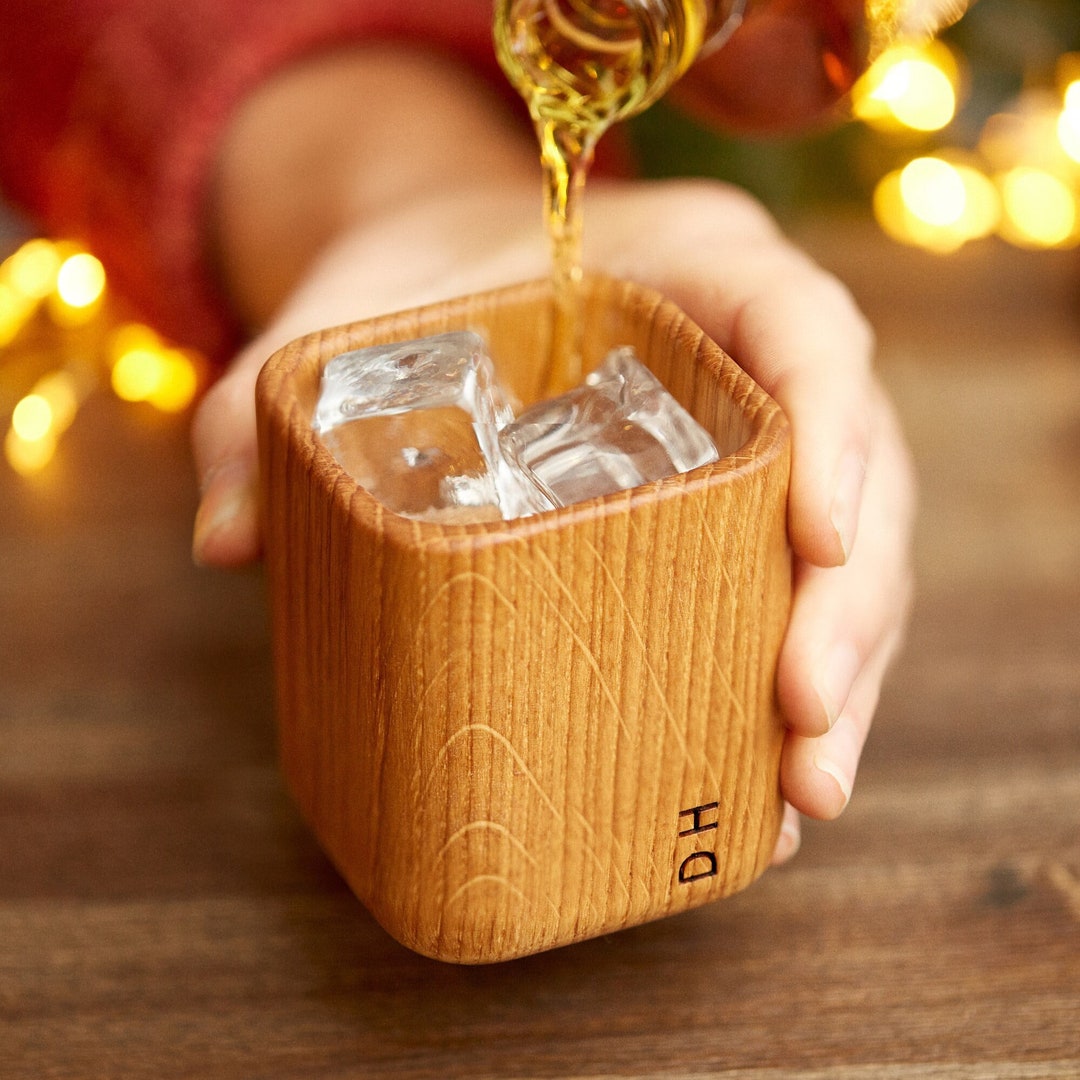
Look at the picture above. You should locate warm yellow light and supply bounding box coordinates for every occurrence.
[853,40,958,132]
[874,170,955,252]
[55,252,106,308]
[874,158,1000,254]
[900,157,966,226]
[1059,83,1080,164]
[111,347,168,402]
[1058,111,1080,164]
[886,59,955,130]
[146,351,200,413]
[109,322,161,361]
[9,371,83,451]
[5,426,56,476]
[952,164,1002,240]
[108,324,201,412]
[33,370,81,432]
[3,239,62,300]
[0,281,34,346]
[997,167,1077,249]
[11,394,53,442]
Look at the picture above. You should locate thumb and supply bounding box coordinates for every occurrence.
[190,343,264,568]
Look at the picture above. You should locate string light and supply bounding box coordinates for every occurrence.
[5,425,57,476]
[874,155,999,252]
[55,252,106,309]
[996,166,1078,249]
[3,238,63,301]
[109,324,201,413]
[0,281,33,347]
[853,40,959,133]
[49,251,108,327]
[2,237,206,477]
[1058,81,1080,163]
[5,369,85,475]
[862,35,1080,254]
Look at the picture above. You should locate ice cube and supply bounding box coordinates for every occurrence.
[498,347,719,508]
[313,331,512,429]
[313,332,554,521]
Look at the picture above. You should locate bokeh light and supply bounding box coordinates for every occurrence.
[4,369,84,475]
[11,394,53,443]
[0,281,34,346]
[3,238,62,300]
[5,426,57,476]
[109,324,201,413]
[853,40,959,132]
[55,252,106,309]
[996,166,1078,248]
[3,242,206,477]
[900,156,965,225]
[147,351,200,413]
[874,155,1000,253]
[1058,81,1080,163]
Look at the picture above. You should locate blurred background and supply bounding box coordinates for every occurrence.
[633,0,1080,241]
[2,7,1078,1070]
[1,0,1078,478]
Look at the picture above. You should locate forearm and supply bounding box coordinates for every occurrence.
[211,44,538,332]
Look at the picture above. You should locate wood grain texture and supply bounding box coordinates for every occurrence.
[255,277,792,962]
[4,221,1077,1078]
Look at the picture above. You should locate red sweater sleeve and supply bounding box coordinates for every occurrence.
[0,1,500,360]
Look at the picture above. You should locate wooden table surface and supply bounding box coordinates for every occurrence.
[2,220,1078,1078]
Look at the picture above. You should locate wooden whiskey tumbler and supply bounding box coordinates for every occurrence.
[255,276,792,963]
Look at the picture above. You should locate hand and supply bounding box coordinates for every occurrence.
[191,47,916,864]
[585,181,916,862]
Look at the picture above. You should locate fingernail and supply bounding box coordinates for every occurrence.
[813,752,853,810]
[192,464,253,564]
[814,640,860,730]
[830,450,866,562]
[773,817,801,864]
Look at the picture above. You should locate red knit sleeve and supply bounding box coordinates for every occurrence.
[0,0,500,360]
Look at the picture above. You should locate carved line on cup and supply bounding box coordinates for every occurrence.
[420,727,634,907]
[503,545,636,742]
[421,722,564,823]
[444,873,563,923]
[433,818,541,869]
[580,533,711,776]
[683,492,750,733]
[408,569,518,646]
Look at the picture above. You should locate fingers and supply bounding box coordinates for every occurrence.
[778,388,916,818]
[590,183,916,828]
[780,383,915,728]
[781,620,902,819]
[770,802,802,866]
[698,243,877,570]
[190,343,264,568]
[729,270,914,820]
[594,179,915,827]
[590,179,877,570]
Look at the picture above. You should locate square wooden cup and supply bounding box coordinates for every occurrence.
[255,276,792,964]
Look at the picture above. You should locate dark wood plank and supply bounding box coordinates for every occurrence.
[1,221,1078,1078]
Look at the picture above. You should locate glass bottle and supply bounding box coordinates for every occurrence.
[492,0,962,390]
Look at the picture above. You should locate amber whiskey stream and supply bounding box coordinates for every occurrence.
[494,0,710,394]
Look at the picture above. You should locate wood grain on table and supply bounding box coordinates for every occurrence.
[2,221,1078,1078]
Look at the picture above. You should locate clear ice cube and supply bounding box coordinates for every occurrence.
[498,347,720,508]
[313,332,554,522]
[314,334,720,523]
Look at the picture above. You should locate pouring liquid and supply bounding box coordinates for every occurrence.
[493,0,961,395]
[494,0,714,394]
